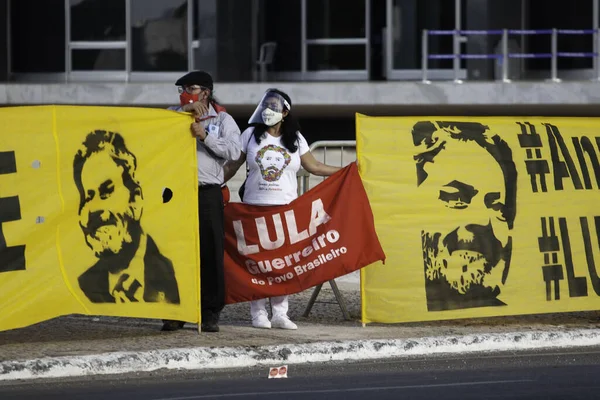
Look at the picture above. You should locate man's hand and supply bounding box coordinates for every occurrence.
[191,122,207,141]
[182,101,208,118]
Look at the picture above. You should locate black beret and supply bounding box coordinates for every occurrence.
[175,71,213,90]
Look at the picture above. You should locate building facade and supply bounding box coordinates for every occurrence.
[1,0,600,141]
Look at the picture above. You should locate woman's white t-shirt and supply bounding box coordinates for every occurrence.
[241,127,310,206]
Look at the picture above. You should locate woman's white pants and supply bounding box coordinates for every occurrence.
[250,295,289,320]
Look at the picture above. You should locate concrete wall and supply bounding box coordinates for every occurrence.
[2,81,600,118]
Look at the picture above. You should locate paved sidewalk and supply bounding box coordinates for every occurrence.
[2,277,600,381]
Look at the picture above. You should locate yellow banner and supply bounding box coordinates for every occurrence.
[358,115,600,323]
[0,106,199,332]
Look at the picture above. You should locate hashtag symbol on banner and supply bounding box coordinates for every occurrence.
[538,217,564,301]
[517,122,549,193]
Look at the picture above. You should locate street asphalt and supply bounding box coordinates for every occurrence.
[2,277,600,382]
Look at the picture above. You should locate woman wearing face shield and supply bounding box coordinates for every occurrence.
[224,89,341,330]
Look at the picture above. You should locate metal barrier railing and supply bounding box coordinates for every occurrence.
[421,28,600,83]
[297,140,357,195]
[297,140,357,320]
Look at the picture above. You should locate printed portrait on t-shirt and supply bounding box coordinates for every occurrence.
[255,144,292,182]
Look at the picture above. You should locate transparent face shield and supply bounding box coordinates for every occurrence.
[248,92,291,126]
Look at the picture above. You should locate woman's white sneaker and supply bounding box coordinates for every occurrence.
[252,315,271,329]
[271,316,297,330]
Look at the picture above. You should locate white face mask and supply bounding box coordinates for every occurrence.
[261,108,283,126]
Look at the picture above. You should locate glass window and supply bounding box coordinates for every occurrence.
[70,0,126,41]
[11,0,65,73]
[307,45,365,70]
[306,0,366,39]
[131,0,188,72]
[192,0,217,74]
[72,49,126,70]
[262,0,301,72]
[527,0,593,71]
[391,0,455,70]
[214,0,254,81]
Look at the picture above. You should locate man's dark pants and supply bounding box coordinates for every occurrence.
[197,184,225,324]
[161,184,224,331]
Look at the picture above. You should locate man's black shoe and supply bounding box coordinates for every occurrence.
[161,320,185,331]
[201,321,219,332]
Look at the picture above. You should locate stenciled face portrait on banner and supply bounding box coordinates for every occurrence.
[411,121,518,311]
[73,130,180,304]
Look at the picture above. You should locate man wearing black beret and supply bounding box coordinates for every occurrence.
[163,71,241,333]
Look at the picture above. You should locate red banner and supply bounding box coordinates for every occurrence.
[223,163,386,304]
